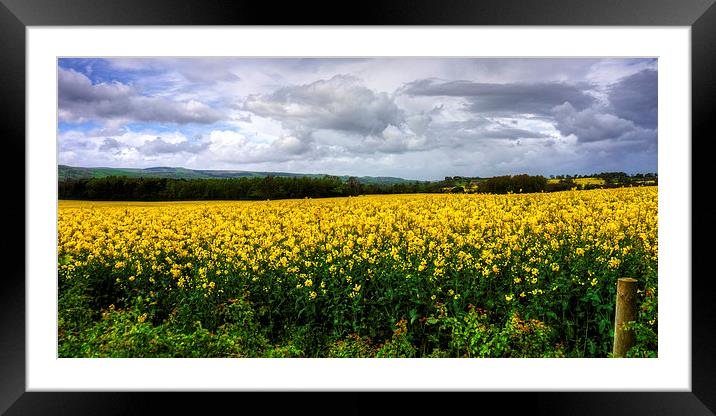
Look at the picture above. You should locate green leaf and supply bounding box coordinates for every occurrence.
[588,340,596,356]
[409,309,418,325]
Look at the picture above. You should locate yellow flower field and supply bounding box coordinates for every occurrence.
[546,177,606,186]
[58,187,658,358]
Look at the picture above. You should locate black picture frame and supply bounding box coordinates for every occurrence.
[1,0,712,414]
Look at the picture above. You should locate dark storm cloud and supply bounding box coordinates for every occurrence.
[243,75,404,136]
[552,102,656,144]
[400,78,595,115]
[546,70,657,145]
[399,73,656,147]
[552,103,632,142]
[608,69,657,129]
[424,119,548,145]
[58,68,223,125]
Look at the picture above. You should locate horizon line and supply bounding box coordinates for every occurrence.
[58,164,658,182]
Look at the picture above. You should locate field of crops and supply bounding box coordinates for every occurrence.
[546,177,606,186]
[58,187,658,358]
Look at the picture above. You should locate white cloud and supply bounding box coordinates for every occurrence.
[58,58,658,178]
[244,75,403,136]
[59,68,222,125]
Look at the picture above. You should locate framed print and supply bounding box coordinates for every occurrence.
[2,0,713,414]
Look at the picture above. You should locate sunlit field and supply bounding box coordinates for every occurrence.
[546,177,606,186]
[58,187,657,358]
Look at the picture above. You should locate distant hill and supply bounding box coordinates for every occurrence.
[58,165,420,185]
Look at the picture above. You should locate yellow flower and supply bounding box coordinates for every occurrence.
[608,257,621,269]
[57,187,657,349]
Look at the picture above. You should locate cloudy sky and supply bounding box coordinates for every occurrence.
[58,58,657,180]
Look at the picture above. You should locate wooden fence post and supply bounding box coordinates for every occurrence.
[613,277,638,357]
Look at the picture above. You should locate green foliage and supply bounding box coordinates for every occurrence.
[549,172,658,191]
[58,292,270,358]
[479,174,548,194]
[324,319,417,358]
[425,348,451,358]
[58,175,441,201]
[625,285,658,358]
[59,167,657,201]
[264,344,305,358]
[375,319,417,358]
[426,305,564,358]
[59,308,247,358]
[327,334,376,358]
[58,254,656,358]
[58,254,654,358]
[58,284,98,347]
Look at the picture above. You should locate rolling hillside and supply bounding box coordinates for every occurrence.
[58,165,420,185]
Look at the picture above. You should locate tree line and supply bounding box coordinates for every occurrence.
[57,175,444,201]
[58,172,657,201]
